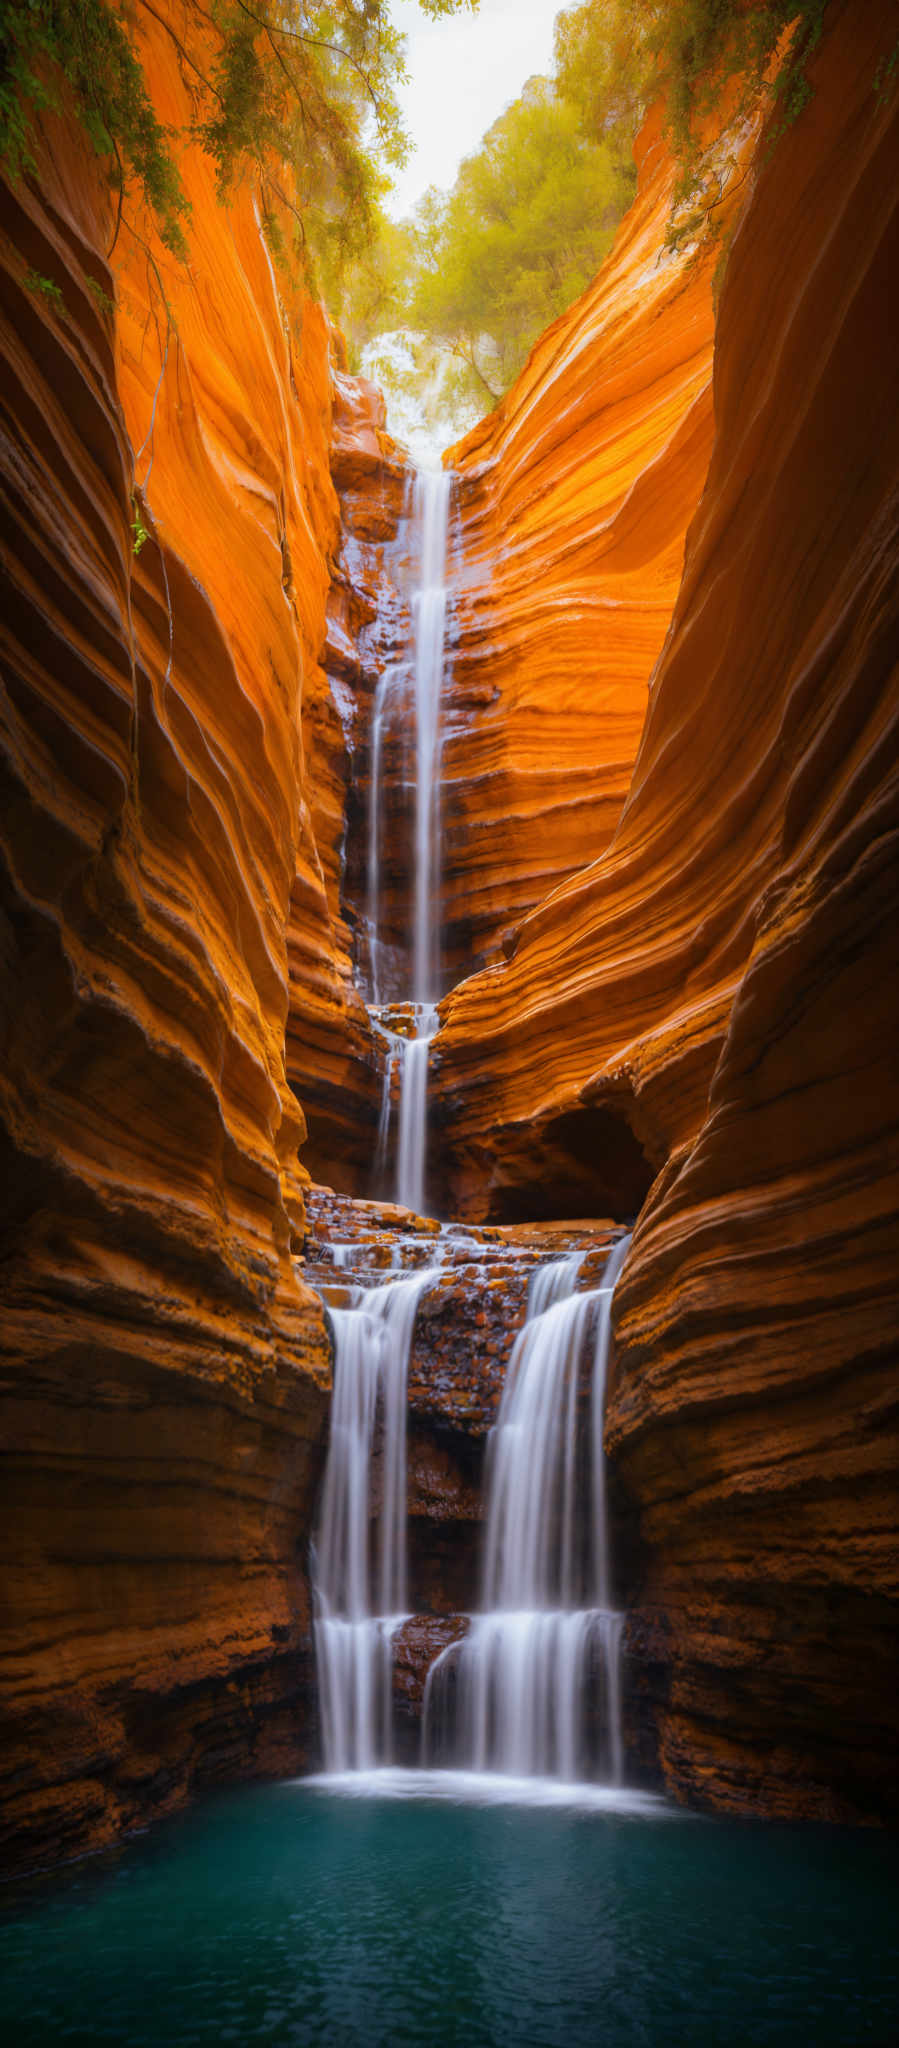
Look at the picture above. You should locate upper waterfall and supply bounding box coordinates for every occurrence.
[367,464,452,1216]
[411,465,452,1007]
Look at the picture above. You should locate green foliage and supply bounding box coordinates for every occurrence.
[131,492,149,555]
[551,0,838,271]
[408,79,633,407]
[345,73,635,422]
[338,0,850,433]
[554,0,654,170]
[874,36,899,104]
[554,1,834,203]
[24,266,63,304]
[0,3,473,284]
[0,0,850,441]
[85,274,115,314]
[330,207,416,365]
[658,0,830,166]
[0,1,190,255]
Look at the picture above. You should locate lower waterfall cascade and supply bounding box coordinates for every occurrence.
[308,1211,637,1790]
[313,1259,441,1771]
[421,1237,633,1781]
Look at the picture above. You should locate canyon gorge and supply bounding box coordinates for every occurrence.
[1,0,897,1886]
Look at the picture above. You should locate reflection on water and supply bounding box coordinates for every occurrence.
[2,1780,897,2047]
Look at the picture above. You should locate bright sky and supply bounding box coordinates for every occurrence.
[386,0,564,219]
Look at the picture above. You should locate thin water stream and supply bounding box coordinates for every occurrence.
[368,464,451,1216]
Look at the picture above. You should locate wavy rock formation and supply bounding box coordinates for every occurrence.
[0,4,375,1869]
[435,0,899,1819]
[437,101,753,982]
[290,364,413,1185]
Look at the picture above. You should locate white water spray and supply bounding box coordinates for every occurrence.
[314,1265,439,1770]
[423,1237,632,1782]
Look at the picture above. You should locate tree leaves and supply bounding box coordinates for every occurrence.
[0,1,473,281]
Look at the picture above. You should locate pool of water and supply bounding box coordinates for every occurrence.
[2,1775,896,2046]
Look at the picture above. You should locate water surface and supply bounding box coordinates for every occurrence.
[2,1778,896,2046]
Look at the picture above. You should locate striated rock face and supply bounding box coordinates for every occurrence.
[3,0,895,1866]
[288,364,413,1188]
[437,101,755,984]
[435,0,899,1819]
[0,2,378,1869]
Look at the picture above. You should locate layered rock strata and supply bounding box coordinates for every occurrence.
[290,365,414,1185]
[0,3,382,1870]
[435,0,899,1820]
[437,101,756,982]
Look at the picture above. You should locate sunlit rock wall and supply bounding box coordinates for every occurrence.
[0,3,366,1869]
[436,0,899,1819]
[438,101,752,982]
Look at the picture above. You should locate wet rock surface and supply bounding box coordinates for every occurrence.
[302,1188,644,1770]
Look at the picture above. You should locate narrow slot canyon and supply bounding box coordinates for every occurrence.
[1,2,897,2041]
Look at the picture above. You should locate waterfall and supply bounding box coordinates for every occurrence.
[398,465,451,1215]
[396,1003,439,1214]
[313,1265,438,1771]
[366,465,451,1213]
[311,424,642,1798]
[410,466,451,1008]
[423,1237,632,1782]
[366,663,401,1007]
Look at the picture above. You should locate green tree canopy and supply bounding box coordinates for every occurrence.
[340,1,838,429]
[407,78,633,408]
[553,1,834,191]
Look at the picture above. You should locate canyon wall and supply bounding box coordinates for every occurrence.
[2,0,895,1868]
[292,363,412,1185]
[435,0,899,1820]
[437,99,754,983]
[0,4,391,1870]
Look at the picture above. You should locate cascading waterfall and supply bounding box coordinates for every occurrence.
[410,466,452,1009]
[367,466,451,1214]
[396,466,451,1213]
[313,1263,439,1771]
[313,430,639,1798]
[366,662,402,1008]
[311,470,453,1772]
[423,1236,632,1782]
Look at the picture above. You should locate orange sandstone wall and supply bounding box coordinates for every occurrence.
[436,0,899,1819]
[0,3,375,1869]
[439,102,753,979]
